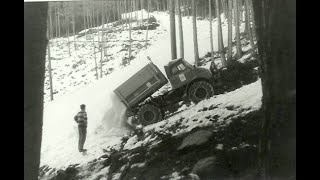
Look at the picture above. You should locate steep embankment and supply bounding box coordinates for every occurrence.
[40,79,262,180]
[40,9,259,179]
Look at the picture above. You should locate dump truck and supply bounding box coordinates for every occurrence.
[114,58,215,126]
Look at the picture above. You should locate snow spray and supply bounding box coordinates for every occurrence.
[95,92,131,136]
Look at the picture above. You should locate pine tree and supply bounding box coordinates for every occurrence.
[252,0,296,178]
[245,0,255,51]
[227,0,233,60]
[65,6,71,57]
[209,0,218,71]
[100,1,105,78]
[234,0,242,58]
[177,0,184,58]
[216,0,227,67]
[192,0,199,66]
[169,0,177,60]
[24,4,48,180]
[145,0,151,48]
[47,6,54,101]
[128,0,133,59]
[57,3,61,37]
[72,1,77,50]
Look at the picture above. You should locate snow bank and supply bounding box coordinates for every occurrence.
[41,52,151,169]
[41,10,250,170]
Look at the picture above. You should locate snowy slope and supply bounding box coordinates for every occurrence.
[40,10,254,171]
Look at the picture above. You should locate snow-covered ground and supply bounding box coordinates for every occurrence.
[40,10,256,171]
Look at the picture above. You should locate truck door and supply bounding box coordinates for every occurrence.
[169,63,193,89]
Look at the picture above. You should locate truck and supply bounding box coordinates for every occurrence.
[114,58,215,126]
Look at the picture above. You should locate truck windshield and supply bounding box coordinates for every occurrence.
[172,63,186,74]
[177,64,186,70]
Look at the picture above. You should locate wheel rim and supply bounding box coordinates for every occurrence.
[143,111,155,122]
[195,87,207,99]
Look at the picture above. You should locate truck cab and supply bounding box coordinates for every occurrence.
[164,58,212,90]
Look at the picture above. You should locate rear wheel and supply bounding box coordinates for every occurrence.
[188,81,214,104]
[136,104,162,126]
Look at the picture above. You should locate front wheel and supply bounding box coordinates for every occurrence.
[136,104,162,126]
[188,81,214,104]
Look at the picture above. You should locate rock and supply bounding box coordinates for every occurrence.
[179,167,191,176]
[65,166,77,174]
[216,144,224,150]
[202,107,208,111]
[99,154,109,159]
[192,156,230,180]
[187,173,201,180]
[209,104,219,110]
[55,169,67,180]
[192,156,216,174]
[177,130,213,150]
[129,153,145,164]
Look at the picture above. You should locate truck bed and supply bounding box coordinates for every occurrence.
[114,63,168,109]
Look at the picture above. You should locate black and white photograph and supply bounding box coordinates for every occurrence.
[24,0,296,179]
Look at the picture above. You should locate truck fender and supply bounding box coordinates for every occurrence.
[185,78,211,96]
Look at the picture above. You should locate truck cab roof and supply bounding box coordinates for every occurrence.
[164,58,193,76]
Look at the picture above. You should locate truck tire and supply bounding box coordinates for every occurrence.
[188,81,214,104]
[136,104,162,126]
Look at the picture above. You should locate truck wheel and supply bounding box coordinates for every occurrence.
[137,104,162,126]
[188,81,214,104]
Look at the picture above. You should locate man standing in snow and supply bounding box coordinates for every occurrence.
[74,104,88,152]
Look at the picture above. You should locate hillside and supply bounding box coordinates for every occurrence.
[40,9,260,180]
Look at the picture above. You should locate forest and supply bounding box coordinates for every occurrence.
[24,0,295,180]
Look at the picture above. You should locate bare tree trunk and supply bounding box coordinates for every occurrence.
[216,0,227,67]
[86,5,90,29]
[244,0,249,35]
[65,7,71,57]
[248,0,257,40]
[49,3,53,38]
[118,0,121,21]
[169,0,177,60]
[55,4,58,38]
[187,0,190,17]
[128,0,132,59]
[57,4,61,37]
[104,3,110,57]
[125,0,128,29]
[145,0,150,48]
[100,2,105,78]
[93,4,96,28]
[90,4,94,29]
[245,0,255,51]
[141,0,144,25]
[234,0,242,59]
[72,2,77,50]
[209,0,217,71]
[47,8,54,101]
[113,2,116,23]
[239,0,243,22]
[252,0,296,179]
[120,1,124,31]
[177,0,184,58]
[227,0,233,60]
[221,0,225,18]
[98,5,101,26]
[192,0,199,66]
[83,2,86,31]
[93,43,99,80]
[24,3,48,180]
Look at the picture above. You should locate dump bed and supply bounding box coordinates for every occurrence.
[114,63,168,109]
